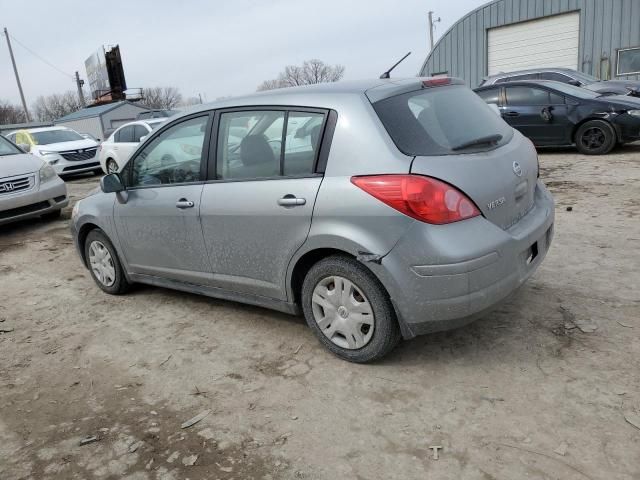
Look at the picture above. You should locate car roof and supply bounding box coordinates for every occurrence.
[485,67,577,79]
[476,79,570,90]
[171,78,446,120]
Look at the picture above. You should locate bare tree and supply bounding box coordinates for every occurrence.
[0,100,27,125]
[140,87,183,110]
[32,91,82,122]
[257,59,345,91]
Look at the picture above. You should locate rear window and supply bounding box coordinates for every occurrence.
[373,85,513,156]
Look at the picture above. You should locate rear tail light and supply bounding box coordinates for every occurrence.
[351,175,481,225]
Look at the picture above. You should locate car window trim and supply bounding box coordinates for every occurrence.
[122,112,214,190]
[206,105,332,183]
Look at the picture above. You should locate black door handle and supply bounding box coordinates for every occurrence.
[503,111,520,117]
[176,198,195,209]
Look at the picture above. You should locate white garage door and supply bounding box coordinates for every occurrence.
[488,12,580,75]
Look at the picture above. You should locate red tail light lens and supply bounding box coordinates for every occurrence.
[351,175,481,225]
[422,77,452,87]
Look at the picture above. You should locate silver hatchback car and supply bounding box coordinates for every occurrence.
[71,78,555,363]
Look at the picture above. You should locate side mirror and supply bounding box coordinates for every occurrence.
[18,143,31,153]
[100,173,125,193]
[139,135,148,143]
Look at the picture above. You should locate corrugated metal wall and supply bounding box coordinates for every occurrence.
[420,0,640,87]
[101,103,148,135]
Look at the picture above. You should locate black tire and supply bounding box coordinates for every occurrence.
[575,120,616,155]
[41,209,61,221]
[106,159,119,174]
[84,229,131,295]
[301,255,401,363]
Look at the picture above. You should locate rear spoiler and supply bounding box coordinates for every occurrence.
[365,77,465,103]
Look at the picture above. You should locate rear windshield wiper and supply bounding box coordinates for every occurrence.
[451,134,503,151]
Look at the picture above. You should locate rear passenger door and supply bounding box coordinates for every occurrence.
[200,108,329,301]
[502,86,570,145]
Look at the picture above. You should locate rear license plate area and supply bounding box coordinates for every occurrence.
[525,242,539,265]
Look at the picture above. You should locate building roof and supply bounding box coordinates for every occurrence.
[56,101,146,122]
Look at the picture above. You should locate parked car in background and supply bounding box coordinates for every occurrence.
[475,80,640,154]
[5,126,102,177]
[136,109,180,120]
[98,119,167,173]
[480,67,640,97]
[0,134,68,225]
[71,77,554,363]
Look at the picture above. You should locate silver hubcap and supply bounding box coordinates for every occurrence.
[311,276,374,350]
[89,241,116,287]
[107,160,118,174]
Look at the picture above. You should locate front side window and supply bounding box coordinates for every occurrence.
[506,87,553,106]
[133,125,149,142]
[617,47,640,75]
[115,126,135,143]
[216,110,325,180]
[130,115,208,187]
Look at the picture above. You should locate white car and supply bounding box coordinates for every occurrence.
[6,126,102,178]
[0,135,68,225]
[98,119,167,174]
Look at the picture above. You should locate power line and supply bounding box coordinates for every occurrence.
[5,32,74,80]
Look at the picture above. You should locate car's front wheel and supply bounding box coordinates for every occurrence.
[575,120,616,155]
[106,159,119,174]
[84,229,130,295]
[301,255,401,363]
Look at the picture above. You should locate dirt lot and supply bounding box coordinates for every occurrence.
[1,148,639,480]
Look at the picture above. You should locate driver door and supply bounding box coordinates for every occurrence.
[114,114,213,284]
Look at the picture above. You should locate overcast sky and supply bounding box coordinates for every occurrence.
[1,0,487,106]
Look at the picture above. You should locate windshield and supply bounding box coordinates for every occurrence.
[539,81,601,99]
[30,129,84,145]
[373,85,513,156]
[0,136,23,156]
[570,71,599,85]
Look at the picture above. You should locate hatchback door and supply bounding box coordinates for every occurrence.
[114,114,212,284]
[199,109,327,300]
[371,82,539,231]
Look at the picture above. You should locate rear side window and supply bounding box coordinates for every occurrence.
[216,110,325,180]
[373,85,513,156]
[477,88,501,104]
[506,87,564,105]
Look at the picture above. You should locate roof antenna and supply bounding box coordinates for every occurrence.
[380,52,412,79]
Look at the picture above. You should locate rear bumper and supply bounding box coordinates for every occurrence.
[0,176,68,226]
[371,180,555,338]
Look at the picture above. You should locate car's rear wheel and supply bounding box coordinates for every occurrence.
[575,120,616,155]
[84,229,130,295]
[301,255,401,363]
[106,159,119,174]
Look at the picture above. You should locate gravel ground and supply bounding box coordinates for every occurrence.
[1,147,639,480]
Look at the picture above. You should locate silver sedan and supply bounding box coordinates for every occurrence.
[0,136,68,226]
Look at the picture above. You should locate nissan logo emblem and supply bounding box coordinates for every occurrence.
[513,161,523,177]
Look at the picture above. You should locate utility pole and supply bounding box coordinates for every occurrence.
[428,11,441,51]
[198,93,203,104]
[3,27,31,121]
[75,71,86,107]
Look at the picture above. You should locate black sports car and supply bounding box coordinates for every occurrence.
[475,80,640,155]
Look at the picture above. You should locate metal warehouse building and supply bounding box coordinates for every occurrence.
[420,0,640,87]
[55,101,149,141]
